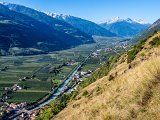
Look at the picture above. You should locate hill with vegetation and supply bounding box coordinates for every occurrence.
[37,31,160,120]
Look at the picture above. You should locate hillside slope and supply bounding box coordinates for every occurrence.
[3,3,94,44]
[53,32,160,120]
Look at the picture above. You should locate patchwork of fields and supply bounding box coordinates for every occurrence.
[0,37,131,104]
[0,43,97,103]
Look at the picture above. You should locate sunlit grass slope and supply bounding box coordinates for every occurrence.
[53,32,160,120]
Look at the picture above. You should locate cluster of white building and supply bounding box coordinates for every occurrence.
[4,84,22,92]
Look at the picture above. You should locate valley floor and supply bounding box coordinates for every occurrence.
[0,37,130,119]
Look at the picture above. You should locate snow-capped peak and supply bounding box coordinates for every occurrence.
[104,16,122,24]
[111,16,121,21]
[46,12,70,20]
[101,17,149,25]
[133,19,149,24]
[104,17,134,24]
[0,2,6,4]
[46,12,57,17]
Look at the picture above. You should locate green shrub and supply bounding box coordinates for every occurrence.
[127,48,139,63]
[52,79,61,85]
[149,37,160,47]
[36,91,78,120]
[108,75,114,81]
[127,39,147,63]
[96,86,103,95]
[82,90,89,97]
[140,52,145,57]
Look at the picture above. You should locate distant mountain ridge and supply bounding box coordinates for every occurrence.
[100,16,150,24]
[99,17,151,37]
[50,13,116,37]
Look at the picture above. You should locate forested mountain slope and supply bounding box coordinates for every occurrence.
[0,3,94,55]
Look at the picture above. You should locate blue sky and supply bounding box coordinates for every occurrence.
[0,0,159,23]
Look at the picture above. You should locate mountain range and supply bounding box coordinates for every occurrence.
[50,13,116,37]
[99,17,151,37]
[0,2,157,56]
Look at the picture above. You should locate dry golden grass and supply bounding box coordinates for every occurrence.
[53,32,160,120]
[54,56,160,120]
[132,32,160,66]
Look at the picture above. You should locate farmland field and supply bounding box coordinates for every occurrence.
[0,43,97,103]
[7,91,48,103]
[0,37,131,104]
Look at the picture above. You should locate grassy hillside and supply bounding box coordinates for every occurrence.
[52,32,160,120]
